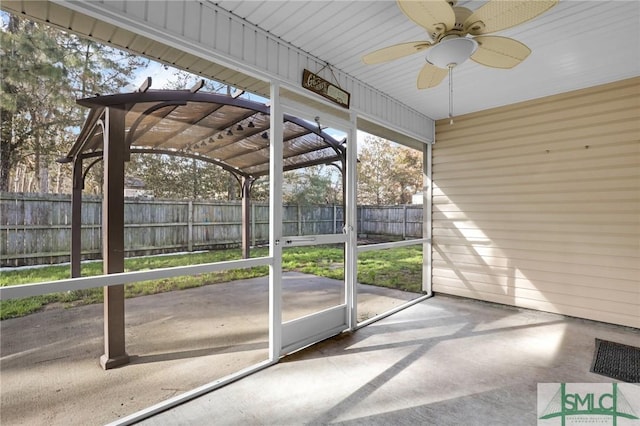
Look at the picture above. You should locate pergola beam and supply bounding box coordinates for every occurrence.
[150,103,225,149]
[233,141,340,171]
[243,155,343,178]
[200,114,267,157]
[215,128,313,163]
[182,110,264,153]
[126,101,189,148]
[77,148,250,180]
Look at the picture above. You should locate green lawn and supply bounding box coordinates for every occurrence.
[0,245,423,320]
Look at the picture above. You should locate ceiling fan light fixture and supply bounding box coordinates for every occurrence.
[425,36,478,68]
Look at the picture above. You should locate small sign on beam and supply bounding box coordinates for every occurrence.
[302,69,350,109]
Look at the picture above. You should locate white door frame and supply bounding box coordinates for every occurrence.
[273,92,357,355]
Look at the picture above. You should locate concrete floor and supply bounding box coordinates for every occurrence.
[138,294,640,426]
[0,272,419,426]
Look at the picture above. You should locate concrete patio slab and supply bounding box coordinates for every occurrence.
[137,294,640,426]
[0,272,419,425]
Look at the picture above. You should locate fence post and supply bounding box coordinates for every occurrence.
[297,204,302,236]
[251,203,256,246]
[333,204,337,234]
[402,205,407,240]
[188,201,193,252]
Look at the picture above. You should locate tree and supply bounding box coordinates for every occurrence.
[357,135,422,205]
[0,12,146,193]
[126,154,240,200]
[283,165,342,205]
[1,14,74,192]
[357,136,395,205]
[393,146,424,204]
[248,177,269,202]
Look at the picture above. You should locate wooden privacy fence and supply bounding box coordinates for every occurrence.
[0,193,424,266]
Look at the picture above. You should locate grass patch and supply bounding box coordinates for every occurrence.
[1,245,422,320]
[358,246,423,292]
[282,246,346,281]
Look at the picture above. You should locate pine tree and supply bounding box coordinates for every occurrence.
[1,14,74,192]
[0,12,146,193]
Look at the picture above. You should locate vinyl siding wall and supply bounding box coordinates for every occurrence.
[432,77,640,328]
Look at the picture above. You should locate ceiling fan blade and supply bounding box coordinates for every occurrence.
[397,0,456,36]
[362,41,432,65]
[470,36,531,68]
[464,0,559,35]
[417,63,448,89]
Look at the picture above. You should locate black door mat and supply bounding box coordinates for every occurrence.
[591,338,640,383]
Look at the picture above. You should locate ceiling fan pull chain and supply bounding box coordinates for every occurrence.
[448,64,454,125]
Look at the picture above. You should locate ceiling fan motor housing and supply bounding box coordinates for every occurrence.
[433,7,475,40]
[426,6,480,68]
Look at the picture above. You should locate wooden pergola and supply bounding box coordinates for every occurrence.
[59,80,346,369]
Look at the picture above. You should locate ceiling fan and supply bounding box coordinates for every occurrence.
[362,0,559,121]
[363,0,559,88]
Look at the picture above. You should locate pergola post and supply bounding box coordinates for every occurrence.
[99,106,129,370]
[71,156,83,278]
[241,177,252,259]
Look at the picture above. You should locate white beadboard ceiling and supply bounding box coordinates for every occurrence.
[3,0,639,122]
[214,0,640,120]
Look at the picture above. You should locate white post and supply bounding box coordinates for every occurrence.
[345,111,358,330]
[423,142,433,295]
[269,81,283,360]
